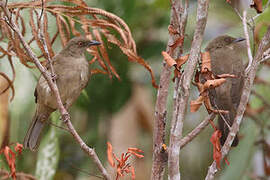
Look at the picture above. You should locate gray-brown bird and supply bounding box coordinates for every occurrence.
[23,36,101,151]
[205,35,246,146]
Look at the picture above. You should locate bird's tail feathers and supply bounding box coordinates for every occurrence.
[23,104,52,151]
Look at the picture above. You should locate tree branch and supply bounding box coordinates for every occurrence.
[205,26,270,180]
[151,0,187,179]
[243,10,253,73]
[168,0,209,179]
[0,2,110,179]
[180,113,216,148]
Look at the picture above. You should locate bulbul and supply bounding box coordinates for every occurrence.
[23,36,101,151]
[205,35,246,146]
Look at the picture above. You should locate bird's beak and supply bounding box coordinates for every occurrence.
[233,37,246,43]
[87,40,101,46]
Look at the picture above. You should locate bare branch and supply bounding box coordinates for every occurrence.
[180,113,215,148]
[0,2,111,179]
[259,47,270,63]
[243,10,253,73]
[205,26,270,180]
[151,0,188,179]
[168,0,209,179]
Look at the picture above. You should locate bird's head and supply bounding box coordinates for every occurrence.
[205,35,245,52]
[63,36,101,56]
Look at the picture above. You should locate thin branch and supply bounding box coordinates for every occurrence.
[47,121,69,132]
[70,164,103,179]
[233,7,243,21]
[168,0,209,179]
[205,26,270,180]
[259,47,270,63]
[0,2,111,179]
[260,54,270,63]
[180,113,215,148]
[37,4,56,82]
[151,0,187,179]
[243,10,253,74]
[0,170,37,180]
[38,0,44,21]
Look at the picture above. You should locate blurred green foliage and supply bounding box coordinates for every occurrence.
[1,0,270,179]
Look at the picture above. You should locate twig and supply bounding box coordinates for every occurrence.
[233,7,242,21]
[243,10,253,74]
[259,47,270,63]
[214,103,231,129]
[0,170,37,180]
[70,163,103,179]
[205,26,270,180]
[151,0,187,179]
[168,0,209,179]
[0,2,111,180]
[38,0,44,21]
[47,121,69,132]
[260,54,270,63]
[179,113,216,148]
[37,2,56,81]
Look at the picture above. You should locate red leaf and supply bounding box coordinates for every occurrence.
[106,142,144,178]
[131,166,135,180]
[250,0,263,13]
[107,142,115,167]
[3,146,17,179]
[14,143,23,155]
[210,130,222,169]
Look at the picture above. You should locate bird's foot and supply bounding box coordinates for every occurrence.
[61,113,70,123]
[51,73,58,82]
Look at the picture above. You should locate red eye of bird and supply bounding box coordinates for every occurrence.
[78,41,83,46]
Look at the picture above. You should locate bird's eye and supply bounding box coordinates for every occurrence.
[224,37,231,43]
[78,41,84,46]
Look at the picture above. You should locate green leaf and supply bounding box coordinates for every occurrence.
[35,112,60,180]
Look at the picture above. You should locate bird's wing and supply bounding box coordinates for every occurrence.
[34,54,60,105]
[34,87,38,103]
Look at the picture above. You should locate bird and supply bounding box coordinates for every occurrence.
[23,36,101,151]
[205,35,246,146]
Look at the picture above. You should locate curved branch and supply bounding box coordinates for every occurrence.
[168,0,209,179]
[205,26,270,180]
[0,2,111,179]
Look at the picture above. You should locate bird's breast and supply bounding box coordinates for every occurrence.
[37,58,90,109]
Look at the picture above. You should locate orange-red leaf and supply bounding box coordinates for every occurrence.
[168,24,179,35]
[3,146,16,179]
[107,142,115,167]
[128,147,144,153]
[162,51,177,67]
[215,74,236,79]
[14,143,23,155]
[210,130,223,169]
[128,151,144,159]
[190,95,205,112]
[175,54,189,68]
[251,0,263,13]
[203,78,226,90]
[169,36,184,53]
[131,166,135,180]
[201,51,211,72]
